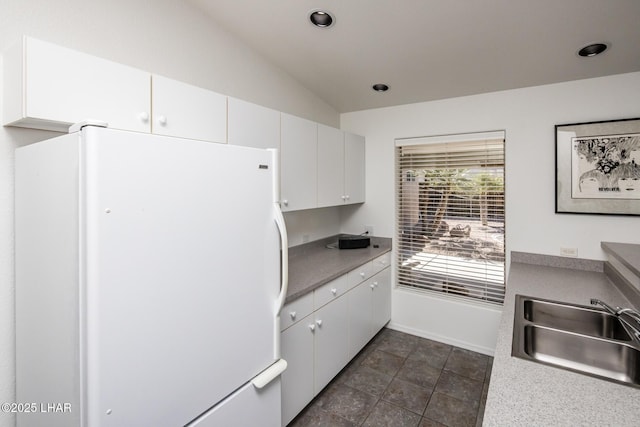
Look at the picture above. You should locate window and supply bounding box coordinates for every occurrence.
[395,131,505,305]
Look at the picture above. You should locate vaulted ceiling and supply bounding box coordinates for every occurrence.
[188,0,640,112]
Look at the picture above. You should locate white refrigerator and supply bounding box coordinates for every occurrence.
[15,125,288,426]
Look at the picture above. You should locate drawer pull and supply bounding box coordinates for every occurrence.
[289,311,296,320]
[331,288,337,295]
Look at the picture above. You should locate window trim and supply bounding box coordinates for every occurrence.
[395,130,506,306]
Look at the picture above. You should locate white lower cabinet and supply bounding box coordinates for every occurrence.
[280,256,391,426]
[313,296,349,395]
[372,268,392,333]
[280,296,348,426]
[347,267,392,359]
[281,315,314,426]
[347,279,374,359]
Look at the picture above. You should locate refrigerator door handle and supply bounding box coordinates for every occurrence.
[269,148,288,318]
[273,204,288,317]
[251,358,288,389]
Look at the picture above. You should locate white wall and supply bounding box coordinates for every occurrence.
[0,2,340,426]
[340,72,640,354]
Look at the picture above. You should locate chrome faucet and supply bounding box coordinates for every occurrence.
[591,298,640,339]
[617,307,640,325]
[590,298,619,315]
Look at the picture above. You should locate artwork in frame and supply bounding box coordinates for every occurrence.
[555,117,640,215]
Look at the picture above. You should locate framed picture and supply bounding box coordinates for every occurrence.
[555,117,640,215]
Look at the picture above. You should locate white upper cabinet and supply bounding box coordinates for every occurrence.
[317,124,345,208]
[3,37,365,209]
[151,75,227,143]
[317,126,366,207]
[344,132,366,204]
[280,113,317,212]
[2,37,151,133]
[228,97,280,150]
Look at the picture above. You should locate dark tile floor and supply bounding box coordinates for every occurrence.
[289,328,493,427]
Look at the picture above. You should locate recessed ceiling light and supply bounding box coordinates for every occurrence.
[372,83,389,92]
[309,10,335,28]
[578,43,608,57]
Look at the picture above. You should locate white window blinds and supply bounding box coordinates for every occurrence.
[395,131,505,305]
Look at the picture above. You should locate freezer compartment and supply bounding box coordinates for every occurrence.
[187,378,281,427]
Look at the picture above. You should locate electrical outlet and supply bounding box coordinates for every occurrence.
[364,225,374,236]
[560,247,578,257]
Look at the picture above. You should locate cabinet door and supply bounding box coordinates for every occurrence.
[347,281,373,359]
[228,97,280,150]
[313,296,349,395]
[371,268,392,334]
[152,75,227,143]
[317,124,345,207]
[281,316,314,426]
[4,37,151,133]
[280,114,317,211]
[344,132,366,204]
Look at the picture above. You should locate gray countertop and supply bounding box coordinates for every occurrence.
[483,252,640,426]
[602,241,640,277]
[285,235,392,303]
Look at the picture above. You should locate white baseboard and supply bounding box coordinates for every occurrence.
[387,321,496,357]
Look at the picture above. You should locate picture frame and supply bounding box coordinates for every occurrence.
[555,117,640,216]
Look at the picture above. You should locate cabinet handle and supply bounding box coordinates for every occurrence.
[345,195,350,200]
[158,115,167,126]
[316,319,323,327]
[282,200,289,207]
[289,311,296,320]
[341,195,346,200]
[308,324,315,332]
[370,284,375,289]
[359,272,365,278]
[331,288,337,295]
[139,112,149,122]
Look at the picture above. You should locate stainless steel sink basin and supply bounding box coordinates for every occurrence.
[512,295,640,388]
[523,298,632,341]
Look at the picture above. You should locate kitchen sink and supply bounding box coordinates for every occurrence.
[512,295,640,388]
[522,298,632,341]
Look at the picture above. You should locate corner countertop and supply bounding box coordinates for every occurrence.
[285,235,392,304]
[602,241,640,277]
[483,252,640,426]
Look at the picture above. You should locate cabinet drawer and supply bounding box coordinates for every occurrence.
[280,292,314,331]
[372,252,391,274]
[314,275,348,310]
[347,261,374,289]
